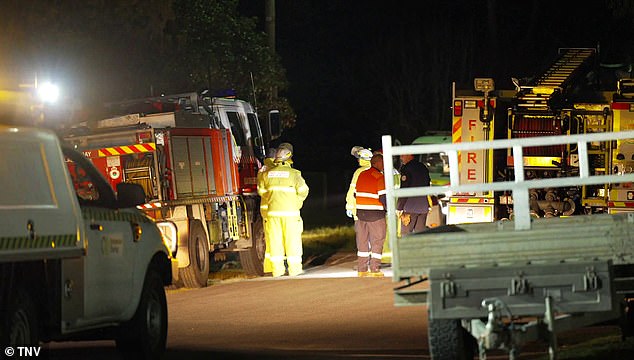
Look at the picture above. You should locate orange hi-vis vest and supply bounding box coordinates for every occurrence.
[355,167,386,211]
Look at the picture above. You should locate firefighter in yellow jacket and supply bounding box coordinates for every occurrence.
[257,148,277,273]
[345,146,373,220]
[258,143,309,277]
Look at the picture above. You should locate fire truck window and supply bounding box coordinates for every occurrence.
[227,111,246,146]
[247,113,264,149]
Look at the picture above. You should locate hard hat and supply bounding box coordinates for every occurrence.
[275,147,293,162]
[351,146,372,161]
[357,149,372,161]
[350,146,364,157]
[278,142,293,153]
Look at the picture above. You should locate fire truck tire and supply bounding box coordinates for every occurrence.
[1,287,39,346]
[179,220,210,288]
[239,217,265,277]
[428,317,475,360]
[116,270,167,359]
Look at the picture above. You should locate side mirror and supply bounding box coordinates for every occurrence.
[268,110,281,140]
[116,182,147,208]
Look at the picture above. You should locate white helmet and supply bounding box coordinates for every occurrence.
[351,146,372,161]
[357,149,372,161]
[275,146,293,162]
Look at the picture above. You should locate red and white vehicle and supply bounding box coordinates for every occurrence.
[63,92,280,287]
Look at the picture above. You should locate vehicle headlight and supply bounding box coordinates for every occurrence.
[156,221,177,257]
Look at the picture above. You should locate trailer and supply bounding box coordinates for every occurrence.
[381,130,634,359]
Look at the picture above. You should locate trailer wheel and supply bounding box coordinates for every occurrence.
[116,270,167,359]
[179,220,210,288]
[428,317,475,360]
[239,217,265,276]
[1,288,39,346]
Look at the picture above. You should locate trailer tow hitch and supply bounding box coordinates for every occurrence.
[470,298,523,360]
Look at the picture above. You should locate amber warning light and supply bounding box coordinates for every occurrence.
[453,100,462,117]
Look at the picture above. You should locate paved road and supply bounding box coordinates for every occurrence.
[165,252,431,360]
[48,253,430,360]
[45,252,629,359]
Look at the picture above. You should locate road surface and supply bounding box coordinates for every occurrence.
[45,252,629,359]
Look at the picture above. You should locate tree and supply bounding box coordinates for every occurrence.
[0,0,295,128]
[167,0,296,128]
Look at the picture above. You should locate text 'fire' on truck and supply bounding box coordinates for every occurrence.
[447,48,634,225]
[62,92,281,288]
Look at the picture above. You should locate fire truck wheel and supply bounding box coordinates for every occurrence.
[239,217,265,277]
[116,270,167,359]
[428,317,475,360]
[2,287,39,346]
[179,220,210,288]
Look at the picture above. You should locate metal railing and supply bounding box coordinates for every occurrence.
[381,130,634,241]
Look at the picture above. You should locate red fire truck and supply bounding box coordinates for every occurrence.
[63,92,280,288]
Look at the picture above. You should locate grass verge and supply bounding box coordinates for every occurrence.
[302,225,355,266]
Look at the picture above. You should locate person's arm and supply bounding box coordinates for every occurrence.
[378,175,387,210]
[296,172,309,203]
[346,168,362,212]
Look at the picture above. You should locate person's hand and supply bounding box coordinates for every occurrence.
[396,210,403,217]
[346,210,353,218]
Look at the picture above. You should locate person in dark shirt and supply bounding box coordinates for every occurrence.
[397,154,431,234]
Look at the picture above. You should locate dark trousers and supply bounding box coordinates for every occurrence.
[401,212,428,235]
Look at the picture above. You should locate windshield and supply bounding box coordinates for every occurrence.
[227,111,246,147]
[247,113,265,159]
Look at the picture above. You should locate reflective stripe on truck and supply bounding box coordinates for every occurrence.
[82,207,153,223]
[0,233,76,250]
[95,143,156,157]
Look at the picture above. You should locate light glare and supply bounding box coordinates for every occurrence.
[37,82,60,103]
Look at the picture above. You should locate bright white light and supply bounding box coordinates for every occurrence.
[37,82,60,103]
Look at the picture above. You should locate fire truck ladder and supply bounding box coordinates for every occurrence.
[515,48,596,111]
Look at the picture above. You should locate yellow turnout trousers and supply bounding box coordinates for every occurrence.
[265,216,304,277]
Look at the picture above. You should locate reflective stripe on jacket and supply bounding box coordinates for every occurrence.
[258,161,309,217]
[355,167,386,211]
[345,161,370,213]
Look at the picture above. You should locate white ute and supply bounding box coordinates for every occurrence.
[0,125,173,359]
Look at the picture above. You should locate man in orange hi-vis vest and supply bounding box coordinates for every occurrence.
[257,143,309,277]
[354,153,387,277]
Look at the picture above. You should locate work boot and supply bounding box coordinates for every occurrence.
[357,271,370,277]
[367,271,384,278]
[288,263,303,277]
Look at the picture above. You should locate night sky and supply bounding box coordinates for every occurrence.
[239,1,634,195]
